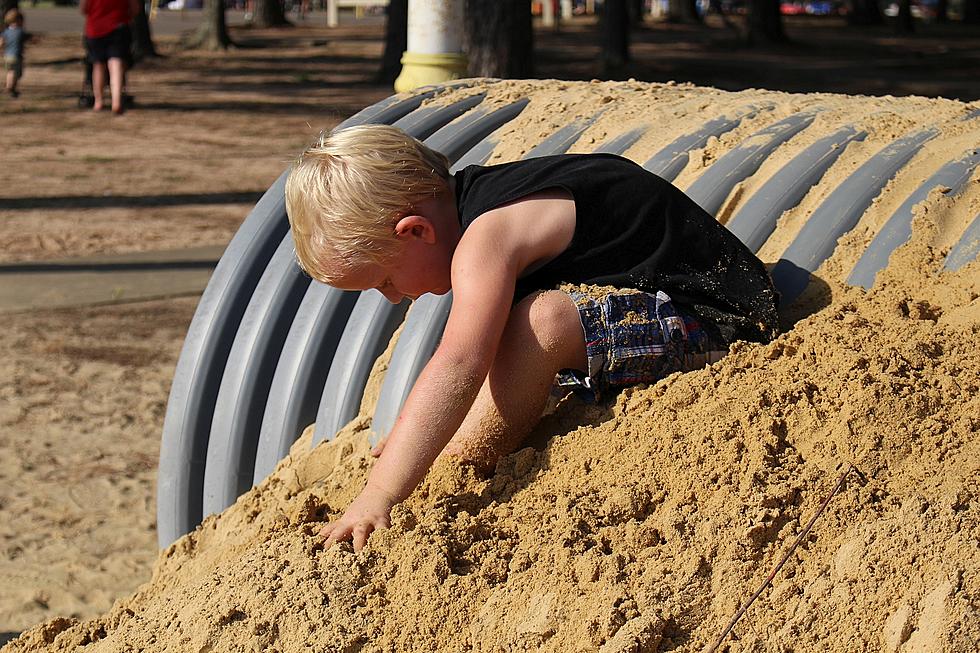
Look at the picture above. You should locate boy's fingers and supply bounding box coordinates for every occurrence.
[352,524,371,552]
[325,524,350,549]
[369,438,387,458]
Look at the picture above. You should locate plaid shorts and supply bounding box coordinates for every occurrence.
[556,288,727,402]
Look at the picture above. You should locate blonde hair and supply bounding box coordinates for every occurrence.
[285,124,450,284]
[4,8,23,25]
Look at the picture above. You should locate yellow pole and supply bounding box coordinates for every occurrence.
[394,0,468,93]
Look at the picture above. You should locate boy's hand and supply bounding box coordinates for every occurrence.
[319,483,399,551]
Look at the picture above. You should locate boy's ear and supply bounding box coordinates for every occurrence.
[393,215,437,244]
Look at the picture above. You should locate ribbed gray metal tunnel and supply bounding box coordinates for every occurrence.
[158,81,980,548]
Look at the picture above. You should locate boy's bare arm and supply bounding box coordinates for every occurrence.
[321,191,575,550]
[321,223,518,549]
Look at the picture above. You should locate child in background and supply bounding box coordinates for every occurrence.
[2,9,24,98]
[285,125,779,550]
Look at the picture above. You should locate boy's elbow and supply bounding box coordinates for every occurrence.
[431,344,490,388]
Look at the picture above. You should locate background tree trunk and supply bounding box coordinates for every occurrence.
[627,0,645,24]
[747,0,786,44]
[964,0,980,23]
[184,0,233,50]
[601,0,630,75]
[847,0,883,25]
[132,0,159,60]
[894,0,914,32]
[254,0,290,27]
[668,0,702,23]
[463,0,534,78]
[378,0,408,84]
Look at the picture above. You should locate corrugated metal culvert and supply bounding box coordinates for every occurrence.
[157,79,980,548]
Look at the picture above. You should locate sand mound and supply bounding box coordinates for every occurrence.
[6,80,979,652]
[8,253,978,653]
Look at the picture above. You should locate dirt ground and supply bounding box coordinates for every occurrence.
[1,11,979,644]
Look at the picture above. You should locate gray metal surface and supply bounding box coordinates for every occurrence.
[727,126,866,252]
[157,172,289,548]
[312,293,411,445]
[343,89,438,129]
[593,127,649,155]
[202,236,311,517]
[771,128,938,303]
[427,99,531,164]
[391,94,487,141]
[642,107,763,182]
[524,113,603,159]
[685,112,817,217]
[943,212,980,272]
[252,285,359,484]
[849,149,980,288]
[450,136,499,171]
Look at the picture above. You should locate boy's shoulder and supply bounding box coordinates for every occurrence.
[452,185,576,281]
[454,153,645,224]
[457,152,637,180]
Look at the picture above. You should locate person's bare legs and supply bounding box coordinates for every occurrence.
[107,57,124,114]
[440,290,587,469]
[92,62,107,111]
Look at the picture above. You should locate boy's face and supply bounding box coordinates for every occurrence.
[330,217,453,304]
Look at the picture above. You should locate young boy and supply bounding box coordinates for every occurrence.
[2,9,24,98]
[285,124,779,551]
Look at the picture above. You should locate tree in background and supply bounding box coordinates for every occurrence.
[747,0,786,44]
[847,0,883,26]
[464,0,534,78]
[894,0,914,32]
[379,0,408,84]
[668,0,702,24]
[601,0,631,75]
[965,0,980,23]
[184,0,233,50]
[627,0,645,23]
[254,0,290,28]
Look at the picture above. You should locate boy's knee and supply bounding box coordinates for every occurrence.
[505,291,585,368]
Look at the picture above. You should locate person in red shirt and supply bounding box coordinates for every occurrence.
[80,0,138,114]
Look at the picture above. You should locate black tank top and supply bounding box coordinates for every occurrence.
[453,154,779,345]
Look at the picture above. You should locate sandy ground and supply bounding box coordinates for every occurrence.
[0,18,392,643]
[1,12,979,650]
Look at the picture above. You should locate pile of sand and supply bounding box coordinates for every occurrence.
[5,80,978,652]
[8,250,978,653]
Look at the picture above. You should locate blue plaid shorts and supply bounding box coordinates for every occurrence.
[556,288,727,402]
